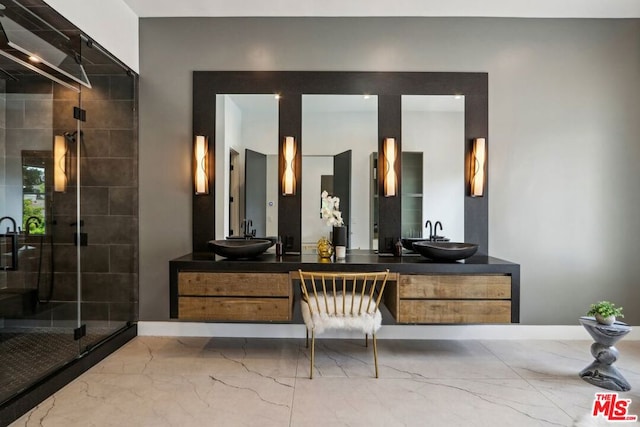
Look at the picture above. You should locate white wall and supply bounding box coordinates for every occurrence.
[138,17,640,324]
[44,0,139,72]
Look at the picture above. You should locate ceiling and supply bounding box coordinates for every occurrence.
[122,0,640,18]
[0,0,126,88]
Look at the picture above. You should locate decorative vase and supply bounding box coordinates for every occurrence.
[316,237,333,259]
[595,314,616,325]
[332,226,347,260]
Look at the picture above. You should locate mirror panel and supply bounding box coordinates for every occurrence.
[301,94,378,250]
[215,94,278,239]
[401,95,465,242]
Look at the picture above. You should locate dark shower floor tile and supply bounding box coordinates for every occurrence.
[0,327,114,405]
[0,330,78,404]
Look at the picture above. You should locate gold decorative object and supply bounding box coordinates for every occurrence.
[316,237,333,258]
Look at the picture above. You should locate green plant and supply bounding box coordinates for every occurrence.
[587,301,624,318]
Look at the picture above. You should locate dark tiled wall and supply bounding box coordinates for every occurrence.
[0,80,5,290]
[50,74,138,324]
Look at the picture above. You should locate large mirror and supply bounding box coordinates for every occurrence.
[401,95,465,243]
[193,71,489,254]
[213,93,465,247]
[214,94,279,240]
[301,94,378,250]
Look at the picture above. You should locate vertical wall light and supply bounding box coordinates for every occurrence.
[383,137,397,197]
[282,136,296,196]
[54,135,67,192]
[194,135,209,195]
[470,137,486,197]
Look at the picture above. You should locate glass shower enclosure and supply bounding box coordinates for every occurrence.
[0,0,138,415]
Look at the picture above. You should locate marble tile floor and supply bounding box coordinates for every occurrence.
[10,337,640,426]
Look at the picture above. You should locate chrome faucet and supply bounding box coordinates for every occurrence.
[425,220,433,241]
[0,216,17,234]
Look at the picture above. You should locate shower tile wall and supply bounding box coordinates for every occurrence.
[2,80,54,298]
[0,80,5,291]
[50,75,138,328]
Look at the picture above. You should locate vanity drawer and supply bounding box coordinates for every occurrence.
[178,272,290,297]
[398,300,512,324]
[177,272,293,321]
[398,274,511,299]
[179,296,291,321]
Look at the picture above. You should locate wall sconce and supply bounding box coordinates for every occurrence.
[470,137,486,197]
[282,136,296,196]
[194,135,209,195]
[383,137,397,197]
[54,135,67,192]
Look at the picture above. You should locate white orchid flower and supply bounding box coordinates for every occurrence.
[320,190,344,227]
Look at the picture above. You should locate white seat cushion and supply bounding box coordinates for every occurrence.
[301,293,382,335]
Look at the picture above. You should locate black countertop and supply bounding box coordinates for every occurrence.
[170,249,519,274]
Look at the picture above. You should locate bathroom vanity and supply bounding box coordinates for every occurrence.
[180,71,514,326]
[169,251,520,324]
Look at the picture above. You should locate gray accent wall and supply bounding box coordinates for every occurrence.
[138,17,640,324]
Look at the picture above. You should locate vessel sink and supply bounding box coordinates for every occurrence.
[401,237,450,251]
[208,239,274,259]
[226,235,278,245]
[412,241,478,261]
[401,238,428,251]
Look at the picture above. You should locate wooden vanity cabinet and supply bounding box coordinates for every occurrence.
[170,252,520,324]
[177,272,292,321]
[385,274,512,324]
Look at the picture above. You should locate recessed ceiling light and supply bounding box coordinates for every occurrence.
[28,55,41,63]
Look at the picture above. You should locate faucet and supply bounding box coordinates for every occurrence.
[242,219,255,238]
[0,216,19,270]
[0,216,17,234]
[433,221,443,241]
[425,220,433,241]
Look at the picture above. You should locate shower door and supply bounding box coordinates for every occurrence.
[76,38,138,351]
[0,0,138,407]
[0,74,83,405]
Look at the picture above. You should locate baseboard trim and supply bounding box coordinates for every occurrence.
[138,321,639,340]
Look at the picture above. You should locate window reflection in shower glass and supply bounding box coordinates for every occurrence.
[22,157,47,234]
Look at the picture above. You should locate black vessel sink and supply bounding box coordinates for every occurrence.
[208,239,274,259]
[412,241,478,261]
[226,235,278,245]
[401,238,428,251]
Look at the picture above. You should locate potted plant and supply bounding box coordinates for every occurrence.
[587,301,624,325]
